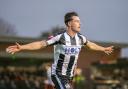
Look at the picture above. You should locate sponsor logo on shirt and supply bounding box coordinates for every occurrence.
[64,46,81,55]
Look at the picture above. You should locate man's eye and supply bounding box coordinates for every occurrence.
[75,20,80,23]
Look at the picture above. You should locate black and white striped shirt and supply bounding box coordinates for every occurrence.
[46,32,87,77]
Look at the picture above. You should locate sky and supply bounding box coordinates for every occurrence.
[0,0,128,57]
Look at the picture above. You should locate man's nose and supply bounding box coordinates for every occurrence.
[79,22,81,26]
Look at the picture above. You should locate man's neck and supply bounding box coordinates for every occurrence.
[66,27,77,38]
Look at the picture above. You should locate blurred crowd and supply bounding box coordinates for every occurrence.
[0,65,87,89]
[0,69,45,89]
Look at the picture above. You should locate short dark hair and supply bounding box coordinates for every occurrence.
[64,11,78,26]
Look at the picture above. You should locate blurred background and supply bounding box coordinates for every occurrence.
[0,0,128,89]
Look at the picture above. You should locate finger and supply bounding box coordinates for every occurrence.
[106,52,110,55]
[108,47,114,52]
[108,50,113,54]
[8,49,14,53]
[106,52,109,55]
[11,52,15,55]
[105,50,112,55]
[16,42,20,47]
[109,51,112,54]
[108,50,112,53]
[6,48,16,53]
[7,48,17,54]
[7,45,17,49]
[6,48,12,53]
[6,48,9,52]
[110,46,114,49]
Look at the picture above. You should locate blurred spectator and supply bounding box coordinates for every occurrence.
[73,68,86,89]
[44,64,54,89]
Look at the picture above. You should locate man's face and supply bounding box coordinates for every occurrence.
[69,16,81,33]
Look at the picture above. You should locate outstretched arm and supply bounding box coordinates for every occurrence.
[85,41,114,55]
[6,40,47,54]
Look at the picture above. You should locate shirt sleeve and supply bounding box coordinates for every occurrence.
[81,35,88,45]
[46,34,61,46]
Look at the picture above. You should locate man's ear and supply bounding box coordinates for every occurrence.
[68,22,71,27]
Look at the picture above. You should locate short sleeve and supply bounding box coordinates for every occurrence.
[81,35,88,45]
[46,34,61,46]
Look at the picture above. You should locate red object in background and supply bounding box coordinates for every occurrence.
[48,35,54,39]
[44,84,54,89]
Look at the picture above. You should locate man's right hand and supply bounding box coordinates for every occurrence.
[6,42,22,54]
